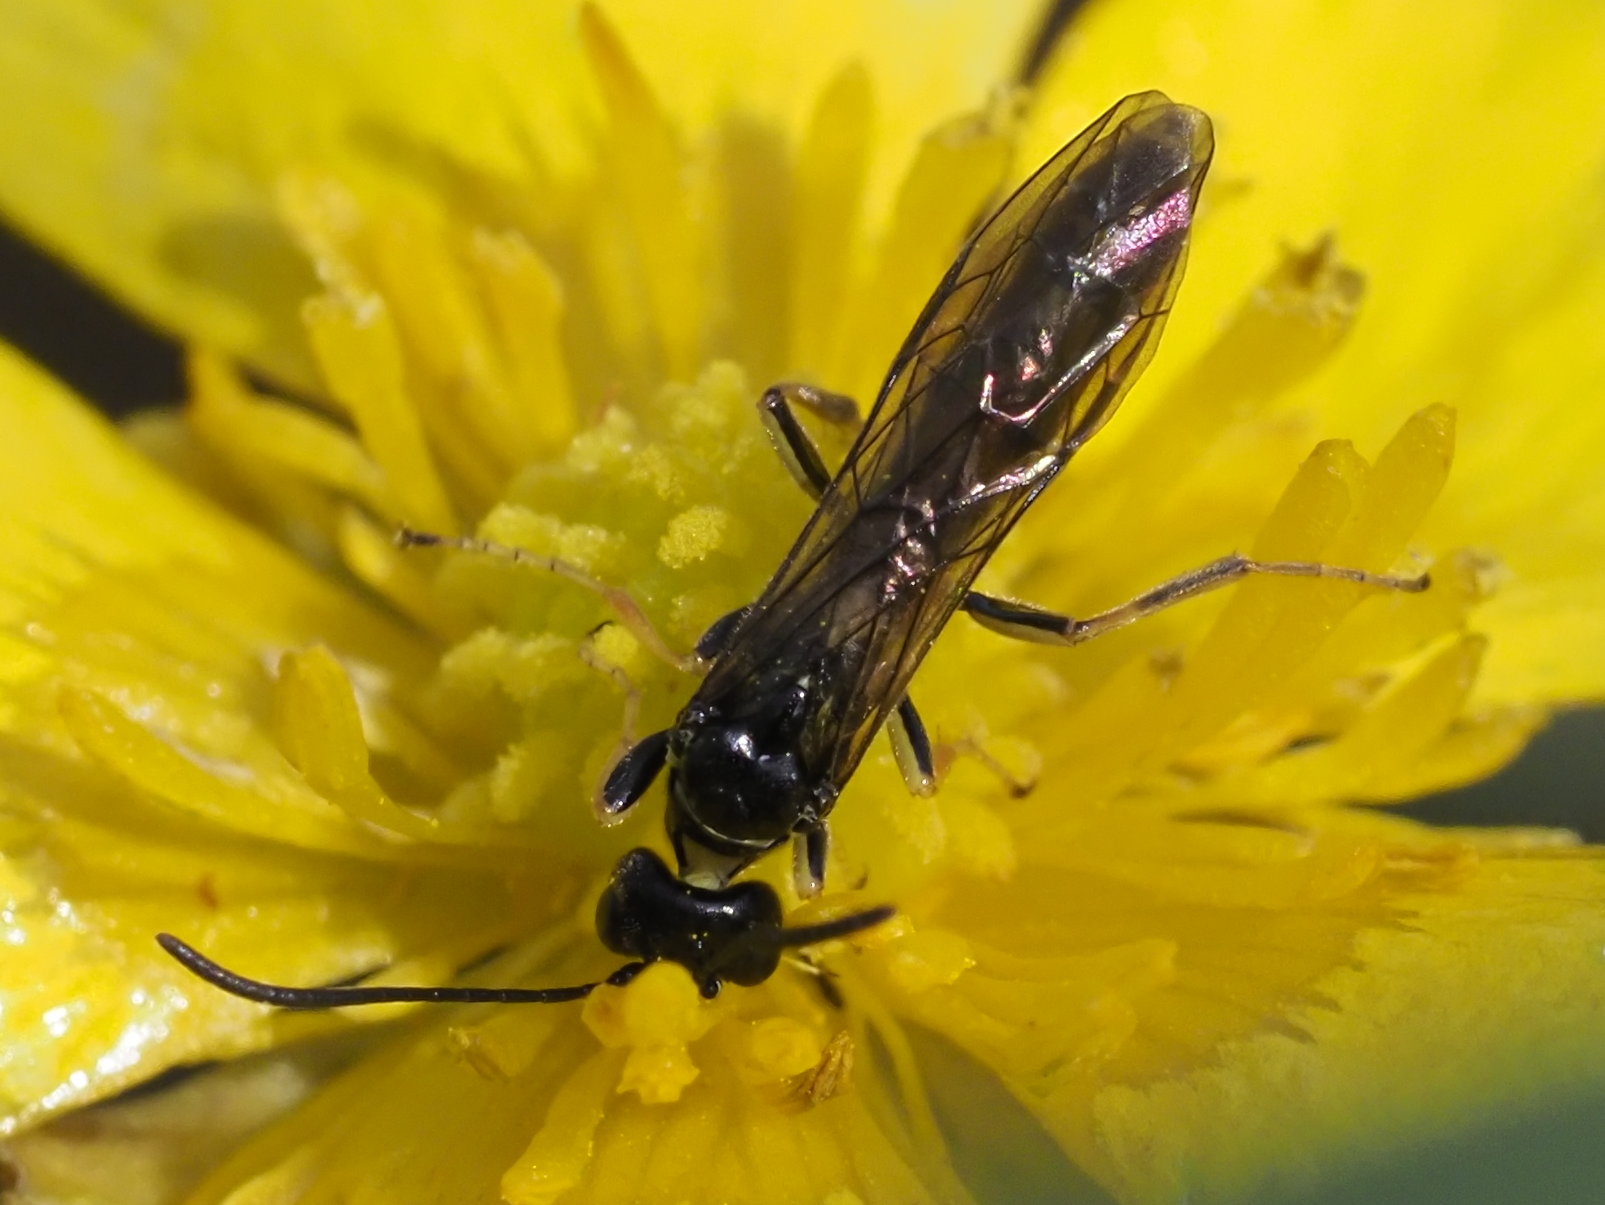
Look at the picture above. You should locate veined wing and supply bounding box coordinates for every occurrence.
[699,93,1214,782]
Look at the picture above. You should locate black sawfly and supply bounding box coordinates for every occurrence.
[159,92,1426,1010]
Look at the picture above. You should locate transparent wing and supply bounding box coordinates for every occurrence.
[697,92,1215,783]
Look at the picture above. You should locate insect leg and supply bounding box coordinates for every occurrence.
[577,627,662,825]
[963,555,1430,647]
[695,605,753,661]
[599,729,672,823]
[792,822,830,899]
[886,697,936,797]
[757,383,860,500]
[395,526,697,672]
[937,733,1038,799]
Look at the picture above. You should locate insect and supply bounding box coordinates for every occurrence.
[159,92,1426,1009]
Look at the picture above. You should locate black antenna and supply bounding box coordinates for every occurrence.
[156,934,634,1010]
[774,905,897,948]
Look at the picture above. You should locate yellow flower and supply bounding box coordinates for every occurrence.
[1,1,1603,1203]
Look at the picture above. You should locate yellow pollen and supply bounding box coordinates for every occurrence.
[738,1016,825,1084]
[580,963,719,1103]
[883,929,975,993]
[658,504,740,569]
[617,1043,701,1105]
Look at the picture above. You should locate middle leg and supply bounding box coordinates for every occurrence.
[757,383,860,500]
[887,696,937,797]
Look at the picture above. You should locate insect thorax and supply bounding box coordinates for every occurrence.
[666,679,835,885]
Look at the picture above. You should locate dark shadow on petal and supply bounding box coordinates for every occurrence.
[907,1023,1117,1205]
[1014,0,1096,88]
[0,218,183,415]
[1400,708,1605,842]
[1242,1078,1605,1205]
[155,212,319,387]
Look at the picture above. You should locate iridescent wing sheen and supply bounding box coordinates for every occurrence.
[695,92,1214,785]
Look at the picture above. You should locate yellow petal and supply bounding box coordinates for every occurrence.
[1026,0,1605,707]
[3,1,1603,1200]
[1091,852,1605,1202]
[0,346,563,1125]
[0,1048,325,1205]
[0,0,1045,389]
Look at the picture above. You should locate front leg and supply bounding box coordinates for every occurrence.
[598,730,671,824]
[396,526,697,672]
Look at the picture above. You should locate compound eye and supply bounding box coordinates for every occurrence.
[595,849,679,964]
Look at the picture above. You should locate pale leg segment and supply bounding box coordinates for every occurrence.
[395,525,700,672]
[963,554,1429,646]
